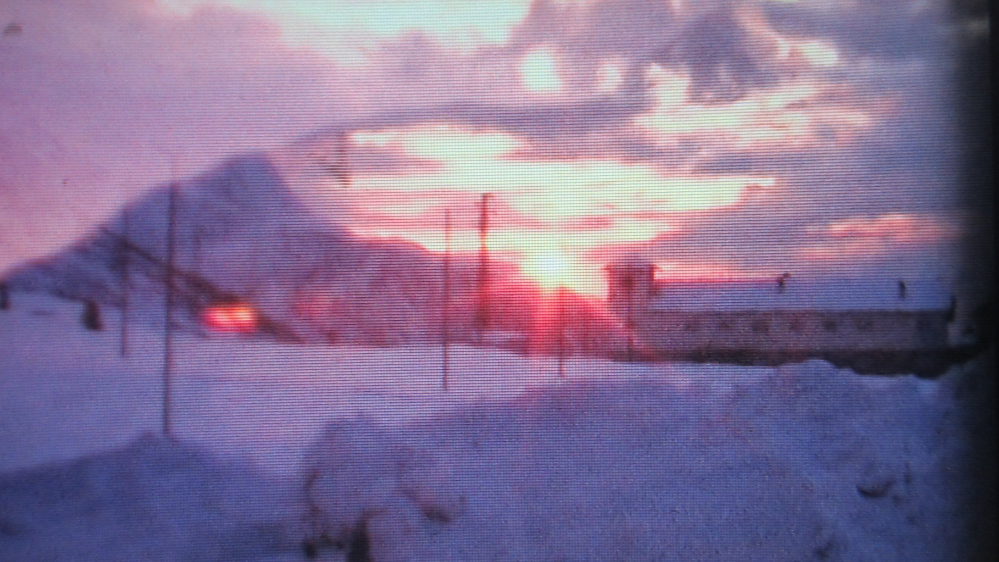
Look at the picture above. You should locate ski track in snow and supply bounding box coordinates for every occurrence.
[0,292,973,561]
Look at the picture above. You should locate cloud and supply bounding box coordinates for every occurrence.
[802,213,963,259]
[634,66,878,151]
[762,0,952,62]
[0,0,966,291]
[159,0,534,61]
[519,46,564,93]
[792,220,964,280]
[653,5,781,103]
[0,0,356,269]
[599,179,965,281]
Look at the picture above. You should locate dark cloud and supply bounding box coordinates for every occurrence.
[321,0,952,153]
[313,92,649,148]
[325,146,442,178]
[693,153,763,175]
[2,22,22,36]
[655,7,780,103]
[512,0,785,105]
[763,0,952,61]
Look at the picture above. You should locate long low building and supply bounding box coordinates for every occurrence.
[605,263,958,376]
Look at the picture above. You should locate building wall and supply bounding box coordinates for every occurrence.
[603,263,954,365]
[605,263,657,310]
[635,309,951,353]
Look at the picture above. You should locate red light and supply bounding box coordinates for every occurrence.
[201,304,258,333]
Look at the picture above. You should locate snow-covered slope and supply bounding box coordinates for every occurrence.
[2,148,619,350]
[0,435,304,562]
[2,153,473,345]
[0,291,626,474]
[0,291,978,561]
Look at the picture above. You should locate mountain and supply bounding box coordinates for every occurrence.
[3,152,479,345]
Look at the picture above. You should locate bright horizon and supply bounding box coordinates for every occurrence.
[0,0,979,297]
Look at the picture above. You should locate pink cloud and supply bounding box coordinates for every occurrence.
[802,213,963,261]
[0,0,968,292]
[824,213,962,244]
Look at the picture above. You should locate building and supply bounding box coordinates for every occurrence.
[605,263,956,376]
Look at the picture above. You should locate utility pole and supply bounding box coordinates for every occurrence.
[163,181,178,438]
[557,287,566,378]
[625,273,635,363]
[442,209,451,392]
[476,193,492,343]
[120,209,130,357]
[192,226,203,274]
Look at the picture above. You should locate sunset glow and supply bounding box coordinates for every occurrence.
[0,0,967,297]
[323,122,778,292]
[522,250,578,291]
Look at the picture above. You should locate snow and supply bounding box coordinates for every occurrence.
[2,154,480,347]
[649,278,953,312]
[0,291,975,561]
[0,435,304,562]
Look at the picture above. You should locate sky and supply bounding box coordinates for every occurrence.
[0,0,979,295]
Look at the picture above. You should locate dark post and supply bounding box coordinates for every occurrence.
[557,287,566,378]
[442,209,451,392]
[192,226,202,273]
[0,282,9,310]
[119,209,130,357]
[476,193,492,343]
[624,273,635,362]
[83,299,103,331]
[163,181,178,438]
[777,272,790,293]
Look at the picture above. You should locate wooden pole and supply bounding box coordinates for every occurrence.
[626,274,634,363]
[557,287,566,378]
[120,209,130,357]
[442,209,451,392]
[476,193,491,343]
[163,181,178,438]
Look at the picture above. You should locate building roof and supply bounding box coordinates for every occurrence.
[647,278,952,312]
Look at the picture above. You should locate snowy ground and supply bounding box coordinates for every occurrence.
[0,292,978,561]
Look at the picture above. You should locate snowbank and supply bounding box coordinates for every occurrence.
[299,361,967,562]
[0,435,303,562]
